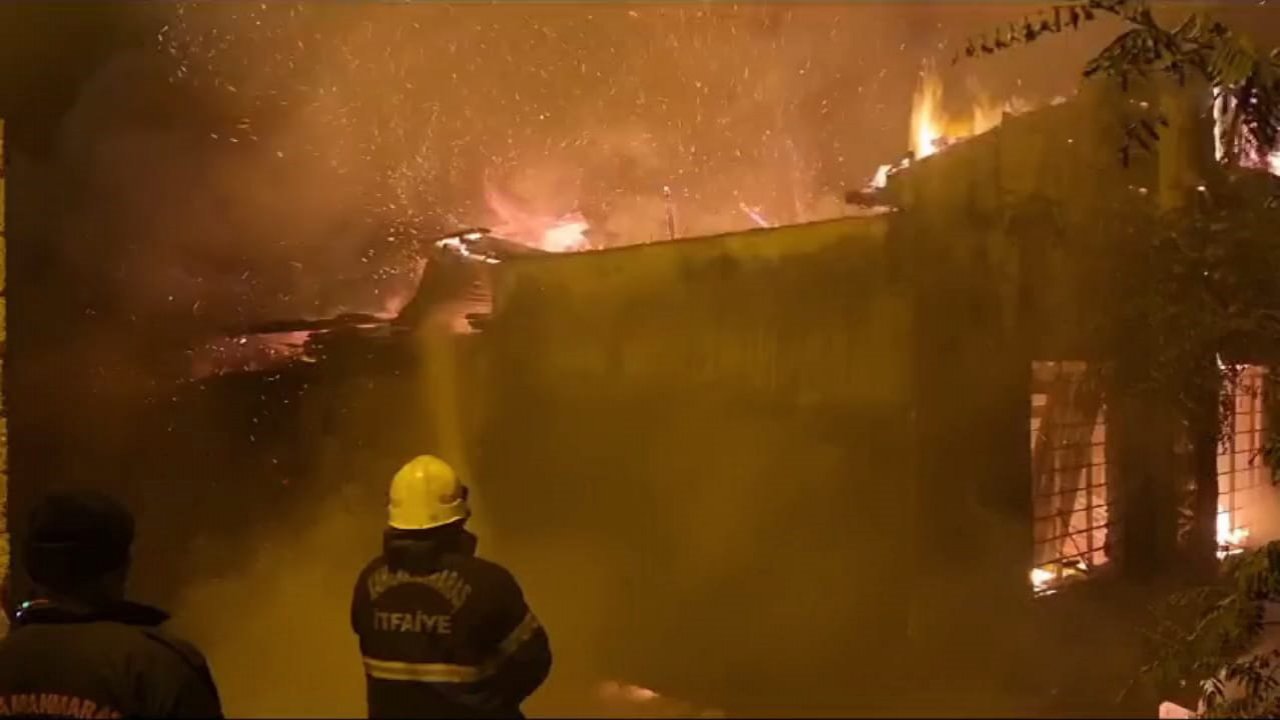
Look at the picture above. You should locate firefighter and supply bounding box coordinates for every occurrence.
[0,490,222,718]
[351,455,551,719]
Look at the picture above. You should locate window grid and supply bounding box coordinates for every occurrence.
[1031,361,1112,594]
[1217,365,1269,557]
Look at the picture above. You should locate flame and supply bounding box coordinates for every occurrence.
[1213,89,1280,176]
[896,62,1029,179]
[1029,567,1057,595]
[484,185,590,253]
[910,65,948,160]
[1217,506,1250,559]
[1030,560,1090,596]
[911,63,1018,160]
[540,214,591,252]
[870,164,894,189]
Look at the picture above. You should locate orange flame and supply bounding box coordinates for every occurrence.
[910,64,948,160]
[908,62,1027,161]
[878,64,1040,191]
[1217,505,1250,559]
[484,184,591,253]
[1213,89,1280,175]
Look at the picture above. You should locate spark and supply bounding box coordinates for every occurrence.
[143,3,1097,334]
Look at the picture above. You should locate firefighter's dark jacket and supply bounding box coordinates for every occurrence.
[0,599,222,719]
[351,527,552,719]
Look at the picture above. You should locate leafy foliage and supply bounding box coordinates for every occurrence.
[957,0,1280,168]
[1084,174,1280,448]
[1083,17,1280,714]
[1143,543,1280,717]
[964,4,1280,716]
[1131,99,1280,720]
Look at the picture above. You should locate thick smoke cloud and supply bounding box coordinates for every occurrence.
[121,2,1113,326]
[28,3,1116,716]
[34,2,1280,717]
[130,7,1117,715]
[44,3,1280,338]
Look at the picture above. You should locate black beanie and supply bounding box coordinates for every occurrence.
[24,490,134,592]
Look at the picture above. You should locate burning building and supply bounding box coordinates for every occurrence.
[6,34,1280,718]
[7,2,1280,717]
[133,66,1280,717]
[457,73,1279,714]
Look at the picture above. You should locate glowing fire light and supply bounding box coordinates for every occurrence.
[738,202,772,228]
[540,214,591,252]
[1030,560,1090,596]
[870,164,894,189]
[599,681,659,703]
[910,63,948,160]
[436,234,502,264]
[1217,506,1250,559]
[1213,89,1280,175]
[1033,510,1254,589]
[1029,567,1058,595]
[909,63,1024,161]
[484,185,591,253]
[870,63,1033,189]
[596,681,726,718]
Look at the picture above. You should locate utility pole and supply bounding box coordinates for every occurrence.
[663,185,677,241]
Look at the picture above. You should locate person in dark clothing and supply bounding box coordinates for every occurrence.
[0,490,222,719]
[351,455,551,719]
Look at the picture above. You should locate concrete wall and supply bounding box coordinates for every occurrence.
[488,216,907,407]
[878,77,1217,714]
[477,216,918,715]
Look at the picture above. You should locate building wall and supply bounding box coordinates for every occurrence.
[477,216,919,714]
[488,216,907,407]
[880,76,1217,713]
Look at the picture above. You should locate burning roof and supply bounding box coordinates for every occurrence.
[192,65,1280,384]
[433,228,550,265]
[857,63,1067,199]
[862,63,1280,204]
[189,228,555,379]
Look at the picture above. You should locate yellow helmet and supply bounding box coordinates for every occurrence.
[388,455,471,530]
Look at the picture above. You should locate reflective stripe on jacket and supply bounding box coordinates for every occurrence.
[351,529,552,719]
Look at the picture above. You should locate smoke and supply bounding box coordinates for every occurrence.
[42,2,1280,340]
[167,488,379,717]
[19,2,1135,349]
[147,2,1115,295]
[55,49,423,331]
[16,2,1172,716]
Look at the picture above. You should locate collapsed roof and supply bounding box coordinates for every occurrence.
[189,228,548,379]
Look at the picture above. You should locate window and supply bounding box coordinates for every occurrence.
[1030,361,1113,595]
[1217,365,1270,558]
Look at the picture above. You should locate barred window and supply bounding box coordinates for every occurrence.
[1030,361,1113,595]
[1217,365,1270,558]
